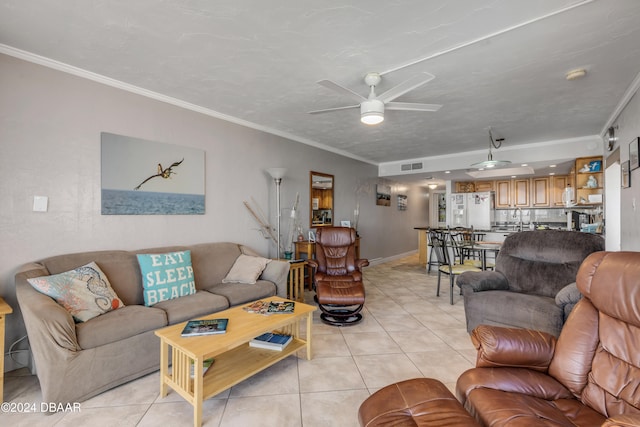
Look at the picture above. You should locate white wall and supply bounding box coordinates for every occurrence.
[0,54,426,370]
[608,91,640,251]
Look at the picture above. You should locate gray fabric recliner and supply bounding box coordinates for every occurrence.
[456,230,604,337]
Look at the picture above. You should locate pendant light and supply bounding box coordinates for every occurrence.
[471,128,511,169]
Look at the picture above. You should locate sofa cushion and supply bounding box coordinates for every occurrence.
[464,290,563,337]
[75,305,167,349]
[137,250,196,306]
[461,380,606,426]
[222,254,271,284]
[189,242,243,288]
[27,261,125,323]
[153,290,229,325]
[205,280,276,306]
[40,250,145,306]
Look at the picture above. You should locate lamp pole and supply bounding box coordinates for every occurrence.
[266,168,287,258]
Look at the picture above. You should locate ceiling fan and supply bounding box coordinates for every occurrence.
[308,72,442,125]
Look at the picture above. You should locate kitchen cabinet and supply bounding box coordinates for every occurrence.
[455,182,476,193]
[460,173,573,209]
[513,179,530,207]
[495,179,529,208]
[531,177,550,207]
[474,180,494,192]
[551,175,573,206]
[495,180,512,208]
[575,156,603,205]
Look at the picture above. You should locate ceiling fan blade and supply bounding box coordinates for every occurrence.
[385,102,442,112]
[308,104,360,114]
[317,80,367,103]
[377,72,436,103]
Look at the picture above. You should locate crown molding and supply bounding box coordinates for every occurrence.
[0,44,377,166]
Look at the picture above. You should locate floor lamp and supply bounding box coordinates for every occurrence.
[266,168,287,259]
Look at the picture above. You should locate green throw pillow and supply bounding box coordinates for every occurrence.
[27,261,124,323]
[137,250,196,306]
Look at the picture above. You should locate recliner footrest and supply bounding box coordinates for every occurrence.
[358,378,481,427]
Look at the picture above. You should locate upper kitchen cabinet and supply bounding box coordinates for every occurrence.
[474,180,494,192]
[551,174,574,207]
[531,177,550,207]
[575,156,603,205]
[496,178,529,208]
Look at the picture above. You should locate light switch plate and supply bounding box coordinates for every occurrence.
[33,196,48,212]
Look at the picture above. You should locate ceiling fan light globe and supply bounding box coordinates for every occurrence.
[360,99,385,125]
[361,112,384,125]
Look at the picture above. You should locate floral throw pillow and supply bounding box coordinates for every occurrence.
[27,261,124,323]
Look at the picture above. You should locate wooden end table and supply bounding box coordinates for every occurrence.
[0,298,13,402]
[154,297,315,427]
[287,260,306,302]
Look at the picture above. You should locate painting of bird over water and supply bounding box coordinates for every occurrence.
[101,133,205,215]
[134,159,184,190]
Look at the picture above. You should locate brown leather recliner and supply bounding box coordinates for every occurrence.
[456,251,640,426]
[308,227,369,326]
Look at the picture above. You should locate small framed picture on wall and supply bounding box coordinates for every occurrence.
[622,160,631,188]
[630,137,640,170]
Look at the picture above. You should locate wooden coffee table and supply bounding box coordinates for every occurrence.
[154,297,315,427]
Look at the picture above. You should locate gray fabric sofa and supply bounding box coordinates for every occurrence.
[456,230,604,337]
[15,242,289,406]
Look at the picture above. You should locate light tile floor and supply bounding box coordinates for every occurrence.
[2,253,475,426]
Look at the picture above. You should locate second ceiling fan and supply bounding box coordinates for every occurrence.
[309,72,442,125]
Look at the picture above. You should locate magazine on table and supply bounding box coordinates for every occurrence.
[243,300,269,315]
[249,333,293,351]
[180,318,228,337]
[190,357,215,378]
[266,301,295,314]
[244,300,295,315]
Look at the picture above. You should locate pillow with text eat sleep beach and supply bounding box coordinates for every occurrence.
[136,250,196,306]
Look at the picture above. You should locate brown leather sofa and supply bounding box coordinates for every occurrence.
[457,251,640,425]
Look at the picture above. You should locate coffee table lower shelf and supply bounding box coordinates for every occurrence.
[163,338,307,401]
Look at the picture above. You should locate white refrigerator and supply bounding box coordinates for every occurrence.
[449,192,494,230]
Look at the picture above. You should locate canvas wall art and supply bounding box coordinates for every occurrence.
[101,132,205,215]
[376,184,391,206]
[397,194,407,210]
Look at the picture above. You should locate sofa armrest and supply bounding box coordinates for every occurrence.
[555,282,581,322]
[471,325,556,372]
[260,259,289,298]
[15,265,80,353]
[457,270,509,293]
[356,259,369,270]
[602,414,640,426]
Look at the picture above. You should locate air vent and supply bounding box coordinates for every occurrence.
[400,162,423,171]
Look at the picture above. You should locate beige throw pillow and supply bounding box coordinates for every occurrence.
[222,254,271,284]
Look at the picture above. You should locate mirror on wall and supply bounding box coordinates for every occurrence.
[310,171,334,227]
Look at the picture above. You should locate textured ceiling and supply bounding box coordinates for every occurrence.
[1,1,640,175]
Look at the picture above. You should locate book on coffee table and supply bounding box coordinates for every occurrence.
[249,333,293,351]
[181,318,228,337]
[190,357,215,378]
